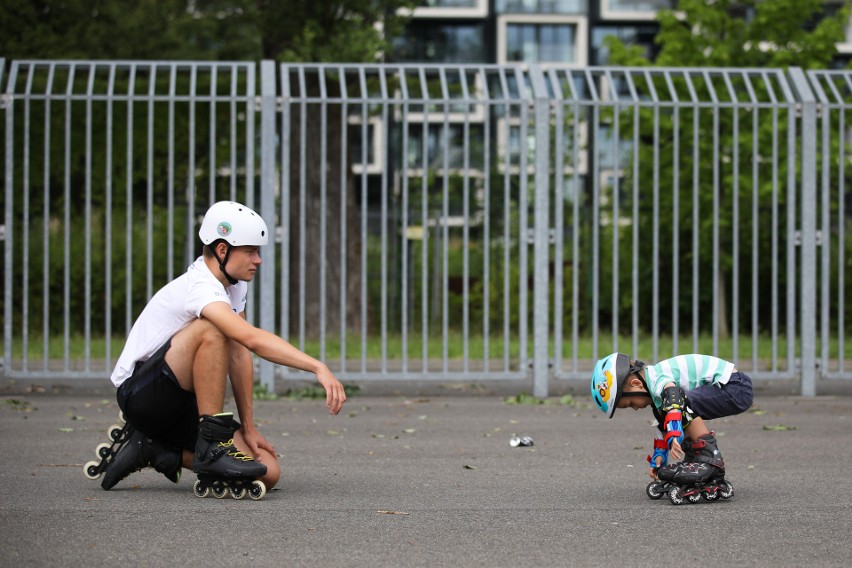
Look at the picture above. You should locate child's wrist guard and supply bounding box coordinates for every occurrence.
[646,438,669,469]
[661,386,687,448]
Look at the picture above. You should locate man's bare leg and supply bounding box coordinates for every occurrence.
[165,318,229,416]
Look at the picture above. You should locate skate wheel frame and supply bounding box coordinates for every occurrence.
[192,478,267,500]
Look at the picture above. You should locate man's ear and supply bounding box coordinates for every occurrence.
[630,376,644,389]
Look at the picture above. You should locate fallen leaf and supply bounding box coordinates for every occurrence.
[377,510,409,515]
[763,424,797,431]
[463,464,477,470]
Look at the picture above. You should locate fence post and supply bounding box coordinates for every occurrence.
[530,65,551,399]
[789,68,817,397]
[3,59,13,377]
[258,60,277,391]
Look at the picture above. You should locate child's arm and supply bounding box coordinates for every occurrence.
[660,382,687,457]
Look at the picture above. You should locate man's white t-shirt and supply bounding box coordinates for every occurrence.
[110,257,247,387]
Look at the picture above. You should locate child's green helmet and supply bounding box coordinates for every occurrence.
[590,352,632,418]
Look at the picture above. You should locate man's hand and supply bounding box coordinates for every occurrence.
[316,365,346,415]
[242,427,276,464]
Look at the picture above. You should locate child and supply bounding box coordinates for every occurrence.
[590,352,753,493]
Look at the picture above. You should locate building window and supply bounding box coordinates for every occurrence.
[600,0,674,20]
[495,0,587,15]
[498,15,588,64]
[393,23,487,63]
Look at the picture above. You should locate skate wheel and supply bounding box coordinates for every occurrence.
[108,424,125,442]
[248,480,266,501]
[83,460,102,480]
[720,481,734,499]
[668,487,685,505]
[704,489,720,501]
[211,484,229,499]
[193,480,210,498]
[687,492,702,504]
[95,442,112,459]
[118,410,125,424]
[231,486,247,500]
[646,481,665,500]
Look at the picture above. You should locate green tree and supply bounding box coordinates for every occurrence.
[0,0,414,343]
[600,0,849,343]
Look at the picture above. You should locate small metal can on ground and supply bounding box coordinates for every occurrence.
[510,436,534,447]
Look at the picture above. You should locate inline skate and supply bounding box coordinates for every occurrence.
[665,432,733,505]
[192,413,268,500]
[646,438,694,500]
[83,411,183,490]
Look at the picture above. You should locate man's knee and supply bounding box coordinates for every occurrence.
[174,318,228,352]
[194,318,228,348]
[261,456,281,489]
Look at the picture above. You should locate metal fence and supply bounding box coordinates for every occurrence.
[2,59,850,396]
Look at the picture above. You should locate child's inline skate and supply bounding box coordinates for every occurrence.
[192,413,268,500]
[663,432,733,505]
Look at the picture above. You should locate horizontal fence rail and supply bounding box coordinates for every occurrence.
[2,60,850,395]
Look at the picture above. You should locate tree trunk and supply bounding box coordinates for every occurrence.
[287,102,362,340]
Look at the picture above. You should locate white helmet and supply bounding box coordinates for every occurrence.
[199,201,269,247]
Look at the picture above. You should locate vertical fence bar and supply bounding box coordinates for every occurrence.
[530,65,550,398]
[3,61,14,374]
[790,67,817,396]
[319,68,329,365]
[22,67,32,371]
[167,66,176,282]
[258,60,277,389]
[482,68,491,373]
[550,69,564,378]
[379,69,389,374]
[279,65,291,347]
[399,68,410,374]
[104,65,115,370]
[63,65,75,370]
[42,66,55,370]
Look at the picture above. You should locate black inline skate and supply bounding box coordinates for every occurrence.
[100,429,182,490]
[666,432,733,505]
[83,412,133,481]
[83,412,183,490]
[192,413,268,500]
[645,438,694,500]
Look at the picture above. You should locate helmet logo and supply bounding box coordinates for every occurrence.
[598,370,613,402]
[217,222,232,237]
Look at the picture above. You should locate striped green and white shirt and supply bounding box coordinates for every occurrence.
[644,354,735,410]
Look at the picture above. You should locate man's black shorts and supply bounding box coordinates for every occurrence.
[116,337,199,451]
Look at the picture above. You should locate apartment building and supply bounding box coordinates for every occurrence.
[390,0,852,66]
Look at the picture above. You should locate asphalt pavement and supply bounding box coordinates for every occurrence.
[1,378,851,567]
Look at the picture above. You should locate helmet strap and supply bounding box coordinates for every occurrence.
[624,361,651,397]
[209,242,238,285]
